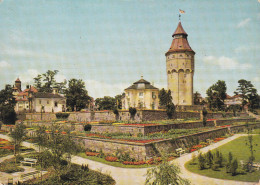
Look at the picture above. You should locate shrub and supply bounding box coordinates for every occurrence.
[202,107,208,127]
[84,124,92,131]
[226,152,233,173]
[129,107,137,119]
[206,150,213,168]
[137,132,144,137]
[56,113,70,119]
[113,109,119,115]
[198,153,206,170]
[230,159,238,176]
[16,155,24,163]
[166,103,175,119]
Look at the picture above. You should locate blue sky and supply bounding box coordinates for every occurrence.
[0,0,259,98]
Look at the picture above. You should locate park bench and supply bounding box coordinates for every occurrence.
[20,158,37,167]
[253,162,260,170]
[175,148,185,156]
[20,170,40,182]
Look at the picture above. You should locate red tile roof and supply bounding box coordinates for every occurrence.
[166,21,194,55]
[172,22,188,36]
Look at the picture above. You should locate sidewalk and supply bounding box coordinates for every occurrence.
[0,133,258,185]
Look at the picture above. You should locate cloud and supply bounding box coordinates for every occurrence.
[55,74,67,83]
[0,61,11,69]
[253,77,260,82]
[85,80,128,99]
[0,46,63,60]
[203,56,252,70]
[18,69,40,85]
[237,18,251,28]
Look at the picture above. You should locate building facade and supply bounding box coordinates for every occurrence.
[165,21,195,106]
[32,91,66,113]
[122,77,159,110]
[224,94,243,107]
[15,86,38,112]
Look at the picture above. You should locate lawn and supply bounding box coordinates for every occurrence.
[185,135,260,182]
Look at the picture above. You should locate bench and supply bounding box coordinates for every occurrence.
[20,158,37,167]
[20,170,40,182]
[253,162,260,170]
[176,148,185,156]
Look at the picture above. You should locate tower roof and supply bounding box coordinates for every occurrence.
[166,21,195,55]
[172,21,188,37]
[15,78,21,82]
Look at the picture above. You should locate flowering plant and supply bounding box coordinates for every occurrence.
[105,156,118,162]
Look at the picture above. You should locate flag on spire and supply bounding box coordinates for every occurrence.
[179,9,185,14]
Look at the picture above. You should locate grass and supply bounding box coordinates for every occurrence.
[185,135,260,182]
[77,152,152,168]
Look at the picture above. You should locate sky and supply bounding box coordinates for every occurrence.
[0,0,259,98]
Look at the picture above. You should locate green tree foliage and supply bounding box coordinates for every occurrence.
[34,70,63,93]
[145,156,190,185]
[206,150,213,168]
[65,79,91,111]
[234,79,260,109]
[198,153,206,170]
[166,103,176,119]
[10,122,27,163]
[0,85,17,124]
[129,107,137,120]
[193,91,201,105]
[202,107,208,127]
[95,96,116,110]
[159,88,173,107]
[36,125,82,180]
[230,159,238,176]
[115,94,124,109]
[244,122,257,172]
[206,80,227,111]
[226,152,233,173]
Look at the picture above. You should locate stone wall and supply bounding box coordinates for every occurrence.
[77,122,260,160]
[91,125,144,136]
[75,137,147,161]
[24,110,249,122]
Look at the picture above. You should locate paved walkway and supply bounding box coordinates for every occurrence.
[0,152,43,185]
[0,133,259,185]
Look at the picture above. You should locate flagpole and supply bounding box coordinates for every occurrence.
[179,14,181,21]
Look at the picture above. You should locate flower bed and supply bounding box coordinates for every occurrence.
[122,161,146,165]
[123,123,158,126]
[86,152,100,157]
[105,156,118,162]
[214,137,225,141]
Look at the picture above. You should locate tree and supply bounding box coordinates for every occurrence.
[245,122,257,172]
[206,150,213,168]
[226,152,233,173]
[95,96,116,110]
[206,80,227,111]
[145,156,190,185]
[193,91,201,105]
[115,94,124,109]
[129,107,137,120]
[202,107,208,127]
[0,85,17,124]
[10,122,27,163]
[234,79,259,109]
[33,70,65,93]
[198,153,206,170]
[166,103,175,119]
[38,125,82,180]
[159,88,173,107]
[230,159,238,176]
[65,79,91,111]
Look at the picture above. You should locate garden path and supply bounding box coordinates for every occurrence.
[0,133,259,185]
[0,153,45,185]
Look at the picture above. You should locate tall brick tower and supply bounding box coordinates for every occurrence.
[165,21,195,106]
